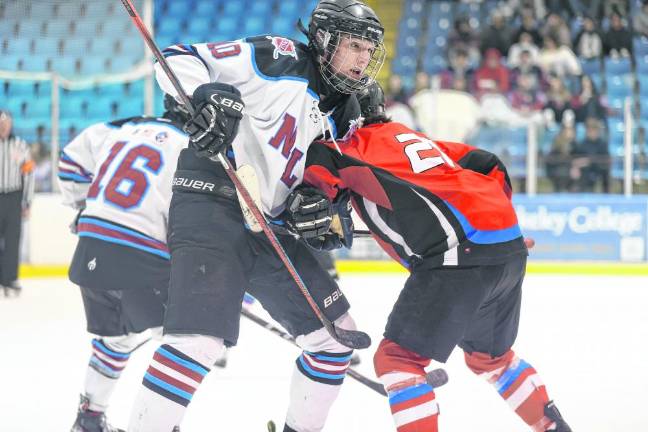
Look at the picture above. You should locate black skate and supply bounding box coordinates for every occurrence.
[544,400,572,431]
[267,421,297,432]
[2,281,21,297]
[70,394,124,432]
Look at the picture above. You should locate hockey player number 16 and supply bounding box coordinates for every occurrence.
[87,141,163,209]
[396,133,455,173]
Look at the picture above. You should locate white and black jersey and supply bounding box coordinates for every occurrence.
[156,36,361,217]
[0,135,34,207]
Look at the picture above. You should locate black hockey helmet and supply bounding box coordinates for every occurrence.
[163,94,191,124]
[357,80,385,118]
[300,0,386,94]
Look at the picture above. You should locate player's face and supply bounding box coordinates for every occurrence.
[329,35,376,81]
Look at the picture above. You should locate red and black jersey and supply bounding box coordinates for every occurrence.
[304,121,527,269]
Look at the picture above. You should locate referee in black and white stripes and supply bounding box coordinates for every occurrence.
[0,110,34,296]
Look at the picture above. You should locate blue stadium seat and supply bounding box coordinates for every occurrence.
[167,2,192,18]
[428,2,453,18]
[109,57,135,72]
[391,55,417,76]
[83,2,112,17]
[633,36,648,56]
[60,98,86,119]
[33,38,60,55]
[20,57,48,72]
[243,16,265,36]
[5,37,32,55]
[72,20,99,36]
[637,55,648,74]
[604,57,632,75]
[117,99,144,117]
[278,0,300,16]
[403,0,425,16]
[89,38,119,56]
[18,20,44,36]
[187,16,212,36]
[6,80,36,97]
[24,101,50,118]
[85,97,114,119]
[195,0,221,16]
[606,75,634,99]
[158,17,184,36]
[223,1,245,16]
[216,17,239,37]
[3,98,26,117]
[271,17,295,36]
[250,1,273,15]
[422,55,446,74]
[63,37,89,56]
[580,58,601,76]
[44,20,71,36]
[50,58,79,76]
[53,2,80,18]
[80,57,107,76]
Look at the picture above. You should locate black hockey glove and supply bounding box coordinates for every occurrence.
[301,191,354,252]
[184,82,244,158]
[284,185,333,239]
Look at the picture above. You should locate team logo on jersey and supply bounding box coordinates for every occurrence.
[87,257,97,271]
[155,131,168,143]
[268,36,298,60]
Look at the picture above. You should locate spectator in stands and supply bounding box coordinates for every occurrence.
[439,48,475,90]
[512,10,543,47]
[570,74,608,125]
[603,12,633,59]
[603,0,630,19]
[574,16,604,60]
[447,15,481,67]
[537,35,582,78]
[510,48,545,92]
[473,48,510,99]
[30,140,52,193]
[479,10,513,57]
[543,73,575,126]
[508,32,540,68]
[0,110,34,296]
[634,1,648,37]
[565,0,604,21]
[509,72,546,116]
[414,71,431,94]
[541,12,572,48]
[545,123,577,191]
[385,74,410,105]
[572,117,610,192]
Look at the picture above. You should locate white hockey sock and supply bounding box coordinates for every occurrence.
[84,338,132,412]
[285,353,351,432]
[127,334,224,432]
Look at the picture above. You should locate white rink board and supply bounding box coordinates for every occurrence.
[1,274,647,431]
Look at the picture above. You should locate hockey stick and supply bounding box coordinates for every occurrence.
[241,307,449,396]
[120,0,371,350]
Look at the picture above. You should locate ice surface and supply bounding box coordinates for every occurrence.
[1,273,647,431]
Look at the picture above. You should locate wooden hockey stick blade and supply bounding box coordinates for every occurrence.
[235,164,263,232]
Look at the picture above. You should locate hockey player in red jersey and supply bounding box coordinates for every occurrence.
[299,83,572,432]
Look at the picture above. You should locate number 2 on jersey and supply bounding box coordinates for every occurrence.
[396,133,455,173]
[87,142,163,209]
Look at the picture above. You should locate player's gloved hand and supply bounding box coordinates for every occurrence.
[302,191,354,252]
[284,185,333,240]
[184,82,244,158]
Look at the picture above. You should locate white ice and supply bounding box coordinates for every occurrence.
[1,273,647,431]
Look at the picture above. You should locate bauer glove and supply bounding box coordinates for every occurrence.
[184,82,244,158]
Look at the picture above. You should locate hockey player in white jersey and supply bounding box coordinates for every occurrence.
[58,97,190,432]
[127,1,385,431]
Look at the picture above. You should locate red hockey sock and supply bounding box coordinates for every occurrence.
[375,339,439,432]
[465,350,554,431]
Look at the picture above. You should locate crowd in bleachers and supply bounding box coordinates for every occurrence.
[1,0,648,193]
[388,0,648,192]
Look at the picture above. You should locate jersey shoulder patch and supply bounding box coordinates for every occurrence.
[245,35,316,82]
